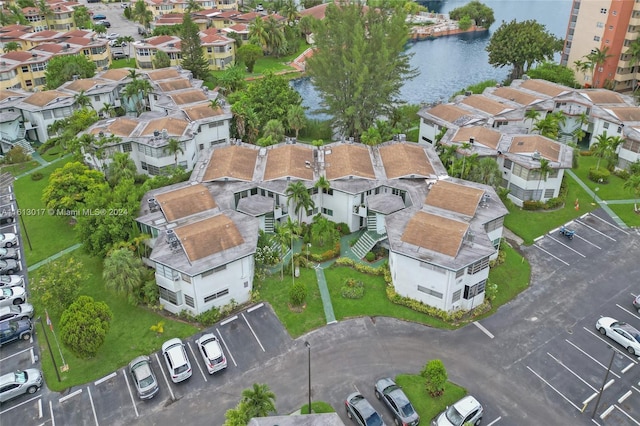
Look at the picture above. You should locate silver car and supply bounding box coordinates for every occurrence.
[161,338,192,383]
[633,294,640,313]
[0,369,43,403]
[129,355,159,399]
[596,317,640,355]
[195,333,227,374]
[0,233,17,248]
[0,287,26,307]
[0,275,24,289]
[374,378,420,426]
[432,395,483,426]
[0,303,34,322]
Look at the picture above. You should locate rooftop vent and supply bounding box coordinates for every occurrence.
[153,130,160,137]
[161,129,168,138]
[168,43,175,48]
[398,134,406,142]
[148,197,159,212]
[469,137,474,144]
[532,150,541,160]
[348,137,354,143]
[166,229,177,244]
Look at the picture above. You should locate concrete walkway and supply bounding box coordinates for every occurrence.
[566,170,628,228]
[15,154,69,180]
[27,243,82,272]
[314,266,336,324]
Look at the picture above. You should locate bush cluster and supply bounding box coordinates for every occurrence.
[365,252,376,262]
[341,278,364,299]
[386,285,466,322]
[588,167,610,183]
[289,281,307,306]
[309,241,341,262]
[31,172,44,181]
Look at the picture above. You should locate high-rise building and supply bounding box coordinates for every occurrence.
[561,0,640,92]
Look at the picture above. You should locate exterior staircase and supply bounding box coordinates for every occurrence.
[264,214,275,233]
[13,139,35,155]
[350,230,387,260]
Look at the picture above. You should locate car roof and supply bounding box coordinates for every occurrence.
[200,335,222,358]
[0,319,30,330]
[348,393,377,417]
[453,396,481,415]
[0,305,19,314]
[132,360,153,380]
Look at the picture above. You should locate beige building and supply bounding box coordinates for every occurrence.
[561,0,640,92]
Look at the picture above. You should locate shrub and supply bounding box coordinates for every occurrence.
[614,169,630,180]
[485,281,498,301]
[421,359,447,397]
[196,306,221,327]
[522,200,543,210]
[150,321,164,334]
[588,167,610,183]
[544,197,563,209]
[4,146,31,164]
[365,252,376,262]
[580,150,593,156]
[289,281,307,306]
[335,222,351,236]
[341,278,364,299]
[31,172,44,181]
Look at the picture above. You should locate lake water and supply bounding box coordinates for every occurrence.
[293,0,572,118]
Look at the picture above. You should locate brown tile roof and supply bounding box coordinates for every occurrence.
[157,78,192,92]
[23,90,70,107]
[62,29,88,38]
[426,104,472,123]
[149,35,175,46]
[492,87,541,105]
[520,79,567,97]
[584,90,624,104]
[325,144,375,180]
[461,95,511,115]
[401,211,468,257]
[64,36,91,46]
[147,68,180,81]
[169,89,208,105]
[65,78,101,92]
[183,103,223,121]
[299,2,329,19]
[2,51,34,61]
[29,30,58,38]
[451,127,502,149]
[174,214,244,262]
[203,145,258,181]
[0,25,31,33]
[100,68,130,81]
[608,107,640,122]
[0,90,25,102]
[264,145,314,181]
[379,143,434,178]
[508,135,560,162]
[155,183,216,222]
[425,180,483,217]
[104,118,139,137]
[141,117,189,136]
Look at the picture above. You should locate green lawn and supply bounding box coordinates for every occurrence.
[607,203,640,227]
[34,252,199,392]
[484,243,530,318]
[0,160,40,176]
[395,374,467,422]
[14,158,79,265]
[574,155,635,200]
[258,268,326,338]
[110,58,136,69]
[301,401,335,414]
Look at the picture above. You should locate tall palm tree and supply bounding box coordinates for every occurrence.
[264,16,285,56]
[163,138,184,167]
[585,47,612,88]
[314,176,330,212]
[74,90,91,108]
[102,248,146,305]
[285,181,314,223]
[6,4,28,25]
[573,59,592,85]
[249,17,269,52]
[37,0,53,30]
[623,173,640,212]
[286,104,306,140]
[100,102,115,118]
[535,158,551,200]
[133,0,153,30]
[591,132,611,171]
[467,157,501,188]
[262,119,285,143]
[625,39,640,93]
[121,35,135,58]
[274,222,291,280]
[311,215,335,246]
[107,152,137,187]
[457,142,472,179]
[281,0,299,25]
[185,0,202,13]
[240,383,276,418]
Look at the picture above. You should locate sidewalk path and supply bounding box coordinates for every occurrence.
[314,266,336,324]
[27,243,83,272]
[566,169,628,229]
[16,154,69,180]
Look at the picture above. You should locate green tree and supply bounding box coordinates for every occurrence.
[181,12,209,80]
[486,19,563,80]
[217,64,247,96]
[585,47,613,88]
[421,359,447,397]
[74,90,91,108]
[37,0,53,30]
[449,1,495,28]
[285,181,314,223]
[249,17,269,51]
[535,158,550,199]
[625,39,640,92]
[2,4,28,25]
[152,50,171,69]
[106,152,137,187]
[263,16,286,56]
[527,61,579,88]
[624,173,640,212]
[236,43,263,73]
[73,5,92,29]
[458,15,472,31]
[185,0,202,13]
[163,138,185,167]
[3,41,20,53]
[103,248,147,304]
[286,105,306,140]
[60,296,112,359]
[262,119,285,143]
[310,214,336,246]
[589,133,623,171]
[29,258,88,315]
[121,35,135,58]
[314,175,330,211]
[241,383,277,418]
[360,126,382,146]
[298,15,316,40]
[100,102,116,118]
[223,402,250,426]
[467,157,501,188]
[123,77,153,115]
[42,161,104,213]
[45,55,97,89]
[132,0,153,29]
[93,23,107,37]
[306,2,416,140]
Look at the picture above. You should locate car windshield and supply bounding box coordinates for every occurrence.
[139,375,154,387]
[175,364,189,374]
[15,371,27,383]
[400,401,415,417]
[2,288,10,296]
[366,412,384,426]
[445,405,464,425]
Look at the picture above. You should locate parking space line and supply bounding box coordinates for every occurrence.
[31,347,35,364]
[613,405,640,425]
[574,234,602,249]
[49,400,55,426]
[247,302,264,313]
[600,405,615,419]
[38,398,42,418]
[216,328,237,367]
[0,395,41,415]
[582,327,639,364]
[564,340,621,378]
[526,366,580,411]
[122,370,139,418]
[583,392,598,406]
[154,353,175,401]
[0,346,33,362]
[485,417,502,426]
[94,372,117,386]
[87,387,99,426]
[615,304,640,321]
[622,362,635,374]
[575,220,617,241]
[618,390,632,403]
[242,313,265,352]
[220,315,238,326]
[187,341,207,382]
[472,321,494,339]
[533,245,570,266]
[633,385,640,394]
[547,236,586,257]
[547,352,597,392]
[59,389,82,403]
[588,213,630,235]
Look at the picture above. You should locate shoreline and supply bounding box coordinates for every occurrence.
[409,24,488,42]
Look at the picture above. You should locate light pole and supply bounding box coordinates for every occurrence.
[304,341,311,414]
[591,345,615,419]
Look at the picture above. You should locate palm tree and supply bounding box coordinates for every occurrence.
[286,105,306,140]
[37,0,53,30]
[625,39,640,92]
[572,112,589,144]
[121,35,135,58]
[606,135,624,169]
[624,173,640,212]
[3,42,20,53]
[74,90,91,108]
[585,47,612,88]
[100,102,115,118]
[249,17,269,52]
[185,0,202,13]
[311,215,335,246]
[535,158,551,200]
[163,138,185,167]
[241,383,276,418]
[467,157,501,188]
[6,4,28,25]
[264,16,285,56]
[262,119,285,143]
[274,222,291,280]
[457,142,472,179]
[128,69,140,81]
[314,176,330,211]
[107,152,137,187]
[281,0,299,25]
[102,248,146,304]
[591,132,611,171]
[573,59,592,85]
[133,0,154,30]
[285,181,314,223]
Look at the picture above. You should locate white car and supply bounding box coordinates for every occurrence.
[0,275,24,289]
[106,33,120,40]
[0,287,26,307]
[195,333,227,374]
[161,338,192,383]
[596,317,640,355]
[0,233,17,248]
[431,395,483,426]
[0,303,34,322]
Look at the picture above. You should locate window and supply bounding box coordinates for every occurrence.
[544,188,555,198]
[467,257,490,275]
[452,289,462,303]
[94,96,100,101]
[484,217,504,233]
[25,80,33,87]
[596,22,604,28]
[184,294,194,307]
[594,36,601,42]
[503,159,512,170]
[158,286,178,305]
[603,122,610,129]
[204,288,229,303]
[156,263,176,280]
[180,273,191,283]
[31,62,46,72]
[464,280,487,299]
[122,142,132,152]
[34,77,46,86]
[417,285,443,299]
[21,66,28,73]
[617,126,622,134]
[321,208,333,216]
[419,262,446,274]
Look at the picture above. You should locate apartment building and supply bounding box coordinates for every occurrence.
[561,0,640,92]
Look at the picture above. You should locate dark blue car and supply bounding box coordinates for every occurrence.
[0,319,32,347]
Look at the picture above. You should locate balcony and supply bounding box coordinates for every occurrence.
[353,205,367,217]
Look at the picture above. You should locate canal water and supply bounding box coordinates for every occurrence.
[292,0,572,118]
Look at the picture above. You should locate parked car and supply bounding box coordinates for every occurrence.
[0,248,18,260]
[0,304,34,323]
[596,317,640,355]
[99,21,112,28]
[633,294,640,313]
[109,39,126,47]
[121,2,129,8]
[0,319,32,346]
[92,14,107,20]
[0,208,15,225]
[431,395,483,426]
[112,51,128,60]
[0,233,17,248]
[0,369,43,403]
[129,355,159,399]
[106,33,119,40]
[0,275,23,289]
[0,287,25,306]
[138,26,149,35]
[345,392,386,426]
[374,378,420,426]
[161,338,192,383]
[195,333,227,374]
[0,259,19,275]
